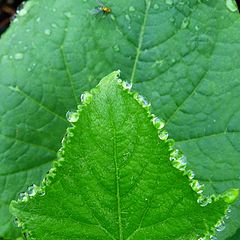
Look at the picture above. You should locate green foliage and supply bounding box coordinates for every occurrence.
[0,0,239,239]
[10,72,230,240]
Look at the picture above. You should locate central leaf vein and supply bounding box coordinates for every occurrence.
[113,128,123,240]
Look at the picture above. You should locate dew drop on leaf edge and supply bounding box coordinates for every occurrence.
[66,111,79,123]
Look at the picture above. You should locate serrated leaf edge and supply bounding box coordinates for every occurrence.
[10,71,238,240]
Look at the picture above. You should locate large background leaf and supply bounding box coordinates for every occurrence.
[0,0,239,238]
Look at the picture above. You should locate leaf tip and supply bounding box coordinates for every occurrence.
[222,188,239,204]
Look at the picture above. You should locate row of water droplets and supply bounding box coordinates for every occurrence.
[117,79,215,206]
[66,91,93,123]
[116,81,232,238]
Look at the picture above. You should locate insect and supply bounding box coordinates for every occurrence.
[90,0,111,15]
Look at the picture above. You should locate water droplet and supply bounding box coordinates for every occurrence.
[158,130,168,140]
[166,139,175,149]
[64,12,73,18]
[19,192,28,202]
[170,149,180,159]
[13,217,21,227]
[129,6,135,12]
[113,44,120,52]
[225,207,232,219]
[225,0,238,12]
[44,29,51,36]
[66,111,79,123]
[197,196,212,207]
[195,25,200,31]
[125,14,131,21]
[190,180,204,194]
[122,81,132,90]
[27,184,37,197]
[38,188,45,196]
[169,17,175,23]
[152,117,165,129]
[186,170,195,180]
[210,236,218,240]
[18,8,28,16]
[51,23,57,28]
[23,232,31,238]
[165,0,173,5]
[111,15,116,21]
[153,4,159,9]
[216,220,225,232]
[134,94,151,108]
[80,92,93,103]
[181,17,190,29]
[36,17,41,22]
[14,53,24,60]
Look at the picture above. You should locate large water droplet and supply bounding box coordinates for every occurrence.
[134,94,151,108]
[158,130,168,140]
[152,117,165,129]
[14,53,24,60]
[66,111,79,123]
[44,29,51,36]
[225,0,238,12]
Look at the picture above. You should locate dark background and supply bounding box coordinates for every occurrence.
[0,0,25,35]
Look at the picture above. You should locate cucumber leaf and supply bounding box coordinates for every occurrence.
[10,71,232,240]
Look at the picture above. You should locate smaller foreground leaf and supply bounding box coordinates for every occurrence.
[10,71,233,240]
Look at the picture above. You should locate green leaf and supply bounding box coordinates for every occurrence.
[11,71,230,240]
[0,0,239,238]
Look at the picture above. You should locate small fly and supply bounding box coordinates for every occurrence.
[90,0,111,15]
